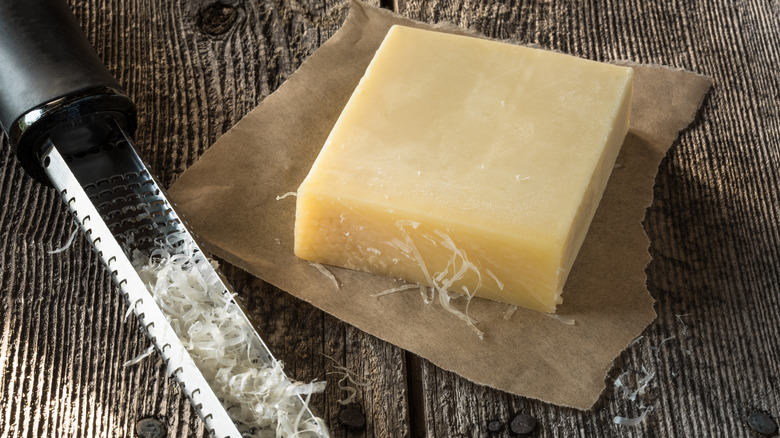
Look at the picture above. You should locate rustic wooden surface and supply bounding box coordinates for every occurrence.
[1,0,779,437]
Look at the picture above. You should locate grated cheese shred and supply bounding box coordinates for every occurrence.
[613,363,656,429]
[381,222,484,339]
[614,365,655,402]
[323,355,369,405]
[503,305,518,320]
[276,192,298,200]
[650,335,676,359]
[676,313,691,335]
[132,235,327,437]
[544,313,576,326]
[47,226,79,254]
[123,345,156,367]
[308,262,340,289]
[485,268,504,291]
[614,406,654,427]
[371,284,419,298]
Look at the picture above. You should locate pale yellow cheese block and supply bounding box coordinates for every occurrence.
[294,25,634,313]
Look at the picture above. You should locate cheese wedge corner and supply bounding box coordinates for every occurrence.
[294,25,633,313]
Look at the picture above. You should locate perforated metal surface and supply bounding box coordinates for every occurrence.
[84,167,177,256]
[39,116,322,437]
[59,130,183,257]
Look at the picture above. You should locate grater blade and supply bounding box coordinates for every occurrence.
[40,115,325,437]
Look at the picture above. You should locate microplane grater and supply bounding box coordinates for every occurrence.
[40,116,323,437]
[0,1,327,436]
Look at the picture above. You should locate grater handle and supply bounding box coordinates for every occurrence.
[0,0,136,184]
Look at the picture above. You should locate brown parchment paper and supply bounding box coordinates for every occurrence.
[168,0,713,410]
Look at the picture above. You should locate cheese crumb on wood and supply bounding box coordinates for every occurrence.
[294,25,633,313]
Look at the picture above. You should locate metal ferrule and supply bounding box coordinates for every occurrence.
[6,87,136,185]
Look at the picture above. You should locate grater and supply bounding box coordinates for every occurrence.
[0,1,326,436]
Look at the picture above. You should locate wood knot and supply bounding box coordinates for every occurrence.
[509,411,537,435]
[338,403,366,431]
[198,2,239,36]
[747,410,778,436]
[487,419,505,434]
[135,417,166,438]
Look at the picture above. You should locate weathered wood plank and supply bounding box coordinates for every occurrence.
[395,0,780,437]
[3,0,780,437]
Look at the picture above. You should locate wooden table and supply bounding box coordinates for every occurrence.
[1,0,779,437]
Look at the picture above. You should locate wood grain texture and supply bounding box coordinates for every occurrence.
[1,0,406,437]
[396,0,780,437]
[1,0,779,437]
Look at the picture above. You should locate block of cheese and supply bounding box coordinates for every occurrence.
[294,25,633,313]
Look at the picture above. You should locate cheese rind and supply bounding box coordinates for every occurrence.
[294,25,634,313]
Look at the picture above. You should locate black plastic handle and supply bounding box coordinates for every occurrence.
[0,0,136,184]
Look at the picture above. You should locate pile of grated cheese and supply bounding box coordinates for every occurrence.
[132,236,327,437]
